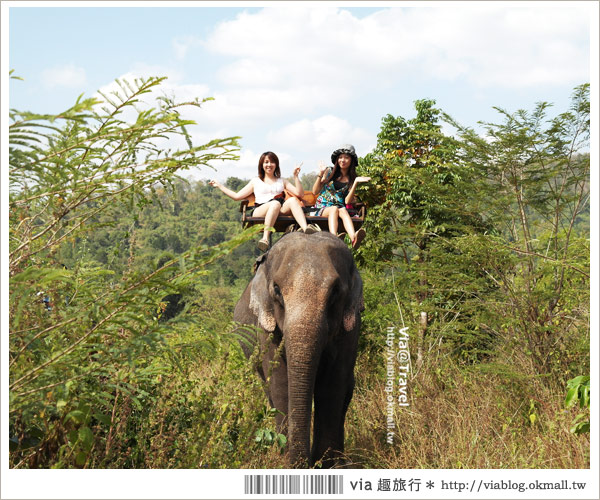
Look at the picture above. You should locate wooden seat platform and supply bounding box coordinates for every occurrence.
[240,190,366,233]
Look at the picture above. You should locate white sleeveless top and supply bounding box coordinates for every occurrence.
[253,177,285,204]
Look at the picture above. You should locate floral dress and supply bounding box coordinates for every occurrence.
[313,168,349,215]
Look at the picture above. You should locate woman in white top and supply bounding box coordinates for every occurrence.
[210,151,316,251]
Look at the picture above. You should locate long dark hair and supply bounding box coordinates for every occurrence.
[329,154,357,186]
[258,151,281,180]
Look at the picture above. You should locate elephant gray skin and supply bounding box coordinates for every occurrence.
[234,231,363,468]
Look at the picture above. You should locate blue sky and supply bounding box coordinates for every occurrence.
[6,2,596,182]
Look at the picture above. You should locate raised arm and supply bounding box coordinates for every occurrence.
[209,179,254,201]
[284,162,305,198]
[344,176,371,205]
[312,162,331,195]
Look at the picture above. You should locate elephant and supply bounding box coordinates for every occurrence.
[234,231,364,468]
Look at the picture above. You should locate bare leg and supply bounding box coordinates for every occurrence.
[281,197,308,231]
[338,207,356,240]
[253,200,281,240]
[322,206,339,235]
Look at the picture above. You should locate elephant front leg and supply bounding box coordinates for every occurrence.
[311,354,356,468]
[261,337,289,433]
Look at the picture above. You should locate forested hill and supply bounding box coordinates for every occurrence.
[58,177,257,290]
[9,77,590,469]
[56,171,590,293]
[56,173,320,291]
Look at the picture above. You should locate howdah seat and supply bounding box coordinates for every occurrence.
[240,190,366,232]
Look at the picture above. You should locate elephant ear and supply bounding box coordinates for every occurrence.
[249,259,276,332]
[253,252,268,274]
[343,267,364,332]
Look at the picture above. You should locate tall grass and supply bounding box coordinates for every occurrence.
[86,333,587,470]
[345,349,589,469]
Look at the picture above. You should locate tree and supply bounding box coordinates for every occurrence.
[357,100,495,361]
[225,177,247,191]
[8,76,260,467]
[447,84,590,375]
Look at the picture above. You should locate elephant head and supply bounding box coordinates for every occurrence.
[243,231,363,467]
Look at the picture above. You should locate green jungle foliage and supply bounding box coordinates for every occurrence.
[9,77,590,469]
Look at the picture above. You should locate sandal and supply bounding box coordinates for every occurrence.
[257,238,270,252]
[352,228,366,250]
[303,223,320,234]
[337,232,347,241]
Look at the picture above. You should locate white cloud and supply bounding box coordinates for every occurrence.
[267,115,372,154]
[172,35,202,60]
[205,7,364,88]
[405,5,589,87]
[42,63,86,89]
[197,84,353,128]
[148,4,589,164]
[88,4,590,183]
[204,5,589,91]
[217,58,286,88]
[172,4,589,174]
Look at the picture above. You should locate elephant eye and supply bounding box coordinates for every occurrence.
[328,284,340,306]
[273,284,284,305]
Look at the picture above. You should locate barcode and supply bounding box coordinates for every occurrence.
[244,474,343,494]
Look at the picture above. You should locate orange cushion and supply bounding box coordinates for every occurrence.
[285,189,316,207]
[245,190,316,208]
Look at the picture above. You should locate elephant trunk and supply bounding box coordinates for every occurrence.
[286,358,314,467]
[284,313,326,467]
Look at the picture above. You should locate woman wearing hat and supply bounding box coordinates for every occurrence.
[312,144,370,249]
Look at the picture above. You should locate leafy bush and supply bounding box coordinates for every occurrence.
[565,375,590,435]
[8,76,260,468]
